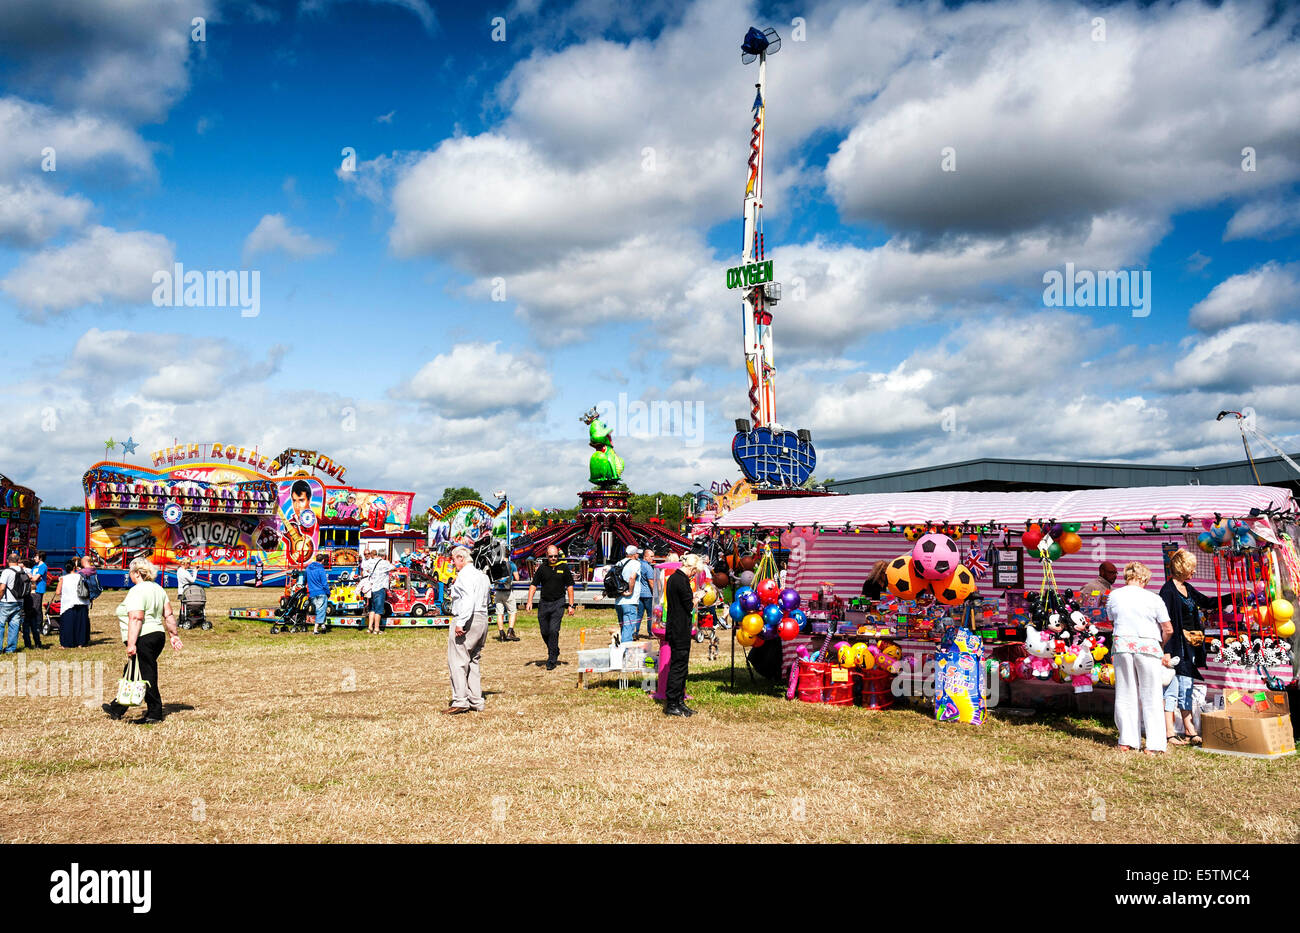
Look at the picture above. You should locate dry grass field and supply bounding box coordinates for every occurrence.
[1,585,1297,844]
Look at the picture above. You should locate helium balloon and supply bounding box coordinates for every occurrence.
[1278,620,1297,639]
[885,555,927,599]
[1196,532,1215,554]
[1022,528,1042,551]
[777,617,799,641]
[757,578,781,605]
[728,600,745,623]
[712,571,730,588]
[1045,542,1064,561]
[790,609,809,632]
[911,533,960,581]
[778,587,801,612]
[1058,531,1082,555]
[835,642,853,666]
[739,589,762,613]
[932,565,978,605]
[739,570,755,586]
[736,628,761,647]
[740,613,765,636]
[739,555,758,572]
[761,603,785,628]
[1048,523,1064,538]
[700,584,718,607]
[1272,599,1295,623]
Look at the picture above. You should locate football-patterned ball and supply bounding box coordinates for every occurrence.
[911,533,960,581]
[932,564,977,605]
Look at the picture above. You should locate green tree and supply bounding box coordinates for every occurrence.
[436,487,483,511]
[409,511,429,532]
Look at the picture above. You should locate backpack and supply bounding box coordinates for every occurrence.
[76,574,91,601]
[6,567,31,601]
[603,559,631,599]
[83,571,103,602]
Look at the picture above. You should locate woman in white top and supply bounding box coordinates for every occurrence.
[1106,561,1175,753]
[57,559,91,648]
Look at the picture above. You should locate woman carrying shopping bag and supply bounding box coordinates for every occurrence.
[103,557,183,725]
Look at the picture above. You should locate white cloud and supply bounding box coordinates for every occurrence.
[0,180,91,247]
[1188,262,1300,332]
[0,0,214,122]
[824,0,1300,237]
[242,213,333,262]
[1,226,174,317]
[397,342,556,418]
[1160,322,1300,392]
[1224,199,1300,241]
[0,96,153,180]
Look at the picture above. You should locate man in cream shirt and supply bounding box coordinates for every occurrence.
[445,546,490,714]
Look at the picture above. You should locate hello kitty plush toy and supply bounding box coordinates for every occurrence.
[1063,634,1096,693]
[1024,624,1056,680]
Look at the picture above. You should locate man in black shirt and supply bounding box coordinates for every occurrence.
[525,546,575,670]
[664,553,698,716]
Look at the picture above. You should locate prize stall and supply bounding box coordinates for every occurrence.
[0,473,41,563]
[715,486,1299,719]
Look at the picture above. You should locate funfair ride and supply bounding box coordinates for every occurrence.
[728,27,817,490]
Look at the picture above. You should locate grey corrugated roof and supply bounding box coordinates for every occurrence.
[828,455,1300,495]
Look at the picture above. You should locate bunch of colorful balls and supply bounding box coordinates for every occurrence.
[830,638,904,673]
[1195,518,1257,554]
[729,578,807,647]
[884,533,979,605]
[1020,522,1084,560]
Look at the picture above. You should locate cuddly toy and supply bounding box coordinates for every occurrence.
[1062,634,1096,693]
[1024,624,1056,680]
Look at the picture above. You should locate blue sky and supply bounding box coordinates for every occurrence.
[1,0,1298,509]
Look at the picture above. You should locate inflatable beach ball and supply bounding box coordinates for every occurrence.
[911,533,960,581]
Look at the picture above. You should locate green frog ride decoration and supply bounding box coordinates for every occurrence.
[580,407,624,489]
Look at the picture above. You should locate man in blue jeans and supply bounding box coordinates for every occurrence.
[0,554,26,653]
[636,548,657,639]
[305,555,330,634]
[615,544,642,643]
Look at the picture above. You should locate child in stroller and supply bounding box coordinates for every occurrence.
[270,581,314,634]
[179,583,210,630]
[693,604,729,661]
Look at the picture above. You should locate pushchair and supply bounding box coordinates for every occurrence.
[179,583,211,630]
[270,584,314,634]
[693,605,728,661]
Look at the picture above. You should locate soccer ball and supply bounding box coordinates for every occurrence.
[911,533,960,580]
[885,554,927,599]
[933,565,977,605]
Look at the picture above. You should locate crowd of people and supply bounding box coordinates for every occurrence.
[1,551,103,652]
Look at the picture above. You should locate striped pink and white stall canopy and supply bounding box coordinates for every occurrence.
[716,485,1296,529]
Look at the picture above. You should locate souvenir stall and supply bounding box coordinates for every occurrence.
[716,486,1299,713]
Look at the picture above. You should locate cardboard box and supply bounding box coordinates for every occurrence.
[1200,710,1296,759]
[1222,688,1290,716]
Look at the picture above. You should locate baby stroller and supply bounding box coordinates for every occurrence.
[270,584,313,634]
[694,605,727,661]
[179,583,211,630]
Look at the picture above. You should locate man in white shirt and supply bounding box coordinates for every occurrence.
[0,554,24,654]
[445,545,490,714]
[615,544,642,643]
[361,548,394,634]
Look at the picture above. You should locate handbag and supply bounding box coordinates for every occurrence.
[115,657,149,707]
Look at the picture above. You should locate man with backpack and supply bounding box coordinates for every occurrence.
[606,544,643,644]
[1,554,30,653]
